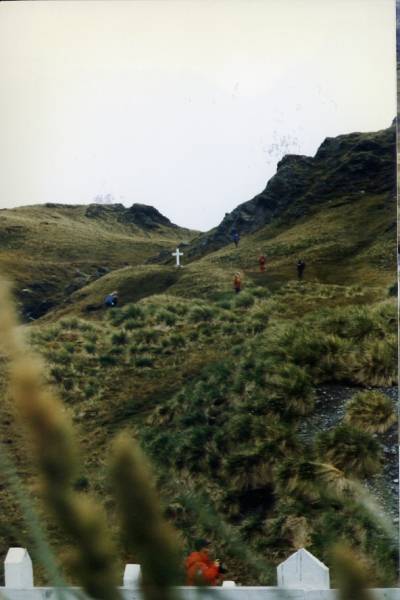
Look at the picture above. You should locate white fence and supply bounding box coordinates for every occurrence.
[1,547,399,599]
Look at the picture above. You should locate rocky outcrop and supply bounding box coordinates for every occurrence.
[85,202,176,230]
[123,204,175,229]
[175,121,396,261]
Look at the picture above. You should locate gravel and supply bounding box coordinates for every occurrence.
[298,384,398,522]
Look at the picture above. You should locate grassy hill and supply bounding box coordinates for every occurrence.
[11,282,396,586]
[0,121,397,587]
[0,202,196,320]
[171,122,396,263]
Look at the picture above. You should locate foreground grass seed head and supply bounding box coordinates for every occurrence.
[111,433,183,600]
[1,282,122,599]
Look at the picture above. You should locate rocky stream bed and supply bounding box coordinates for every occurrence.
[299,385,398,527]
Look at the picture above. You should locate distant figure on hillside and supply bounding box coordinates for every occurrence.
[233,272,242,294]
[232,229,240,248]
[104,291,118,307]
[259,253,266,272]
[297,260,306,280]
[185,539,223,586]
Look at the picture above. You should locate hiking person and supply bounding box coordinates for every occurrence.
[232,229,240,248]
[185,539,222,586]
[297,260,305,280]
[259,253,266,272]
[104,291,118,307]
[233,272,241,294]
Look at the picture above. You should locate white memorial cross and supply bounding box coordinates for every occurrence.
[172,248,184,267]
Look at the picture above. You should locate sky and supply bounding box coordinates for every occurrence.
[0,0,396,231]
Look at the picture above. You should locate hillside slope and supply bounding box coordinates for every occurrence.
[157,121,395,263]
[53,185,394,321]
[0,203,196,320]
[0,121,397,587]
[6,284,395,587]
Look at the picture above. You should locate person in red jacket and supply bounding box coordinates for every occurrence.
[258,253,266,272]
[185,539,222,586]
[233,272,242,294]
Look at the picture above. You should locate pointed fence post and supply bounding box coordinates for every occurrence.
[123,564,141,587]
[277,548,330,589]
[4,548,34,589]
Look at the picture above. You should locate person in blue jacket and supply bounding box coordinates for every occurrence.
[232,229,240,248]
[104,291,118,307]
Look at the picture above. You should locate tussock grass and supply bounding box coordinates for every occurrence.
[0,242,397,587]
[344,391,396,434]
[351,337,397,387]
[316,426,382,478]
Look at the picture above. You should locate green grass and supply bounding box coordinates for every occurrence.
[0,173,397,586]
[344,390,397,434]
[0,204,197,322]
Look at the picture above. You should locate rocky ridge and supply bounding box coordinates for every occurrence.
[161,122,396,263]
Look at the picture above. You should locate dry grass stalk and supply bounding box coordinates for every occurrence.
[331,544,375,600]
[0,281,121,600]
[111,433,183,600]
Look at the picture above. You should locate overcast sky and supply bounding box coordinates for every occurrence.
[0,0,396,231]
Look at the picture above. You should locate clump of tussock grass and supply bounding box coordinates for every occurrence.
[316,425,381,479]
[83,383,98,400]
[50,365,65,383]
[251,287,267,299]
[275,459,324,502]
[197,322,213,337]
[124,317,143,330]
[268,364,315,417]
[35,326,60,343]
[351,337,397,386]
[188,304,215,322]
[169,333,186,348]
[84,342,96,354]
[235,292,255,309]
[319,305,381,340]
[165,302,188,316]
[111,434,183,600]
[216,299,232,310]
[137,327,162,344]
[59,317,95,334]
[111,330,128,345]
[85,331,98,344]
[108,303,145,327]
[64,341,76,354]
[53,349,73,365]
[156,309,178,326]
[135,355,154,368]
[249,304,270,322]
[222,323,236,335]
[275,459,354,506]
[280,327,347,383]
[59,317,80,330]
[124,304,145,320]
[344,391,396,434]
[223,447,274,491]
[99,353,118,366]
